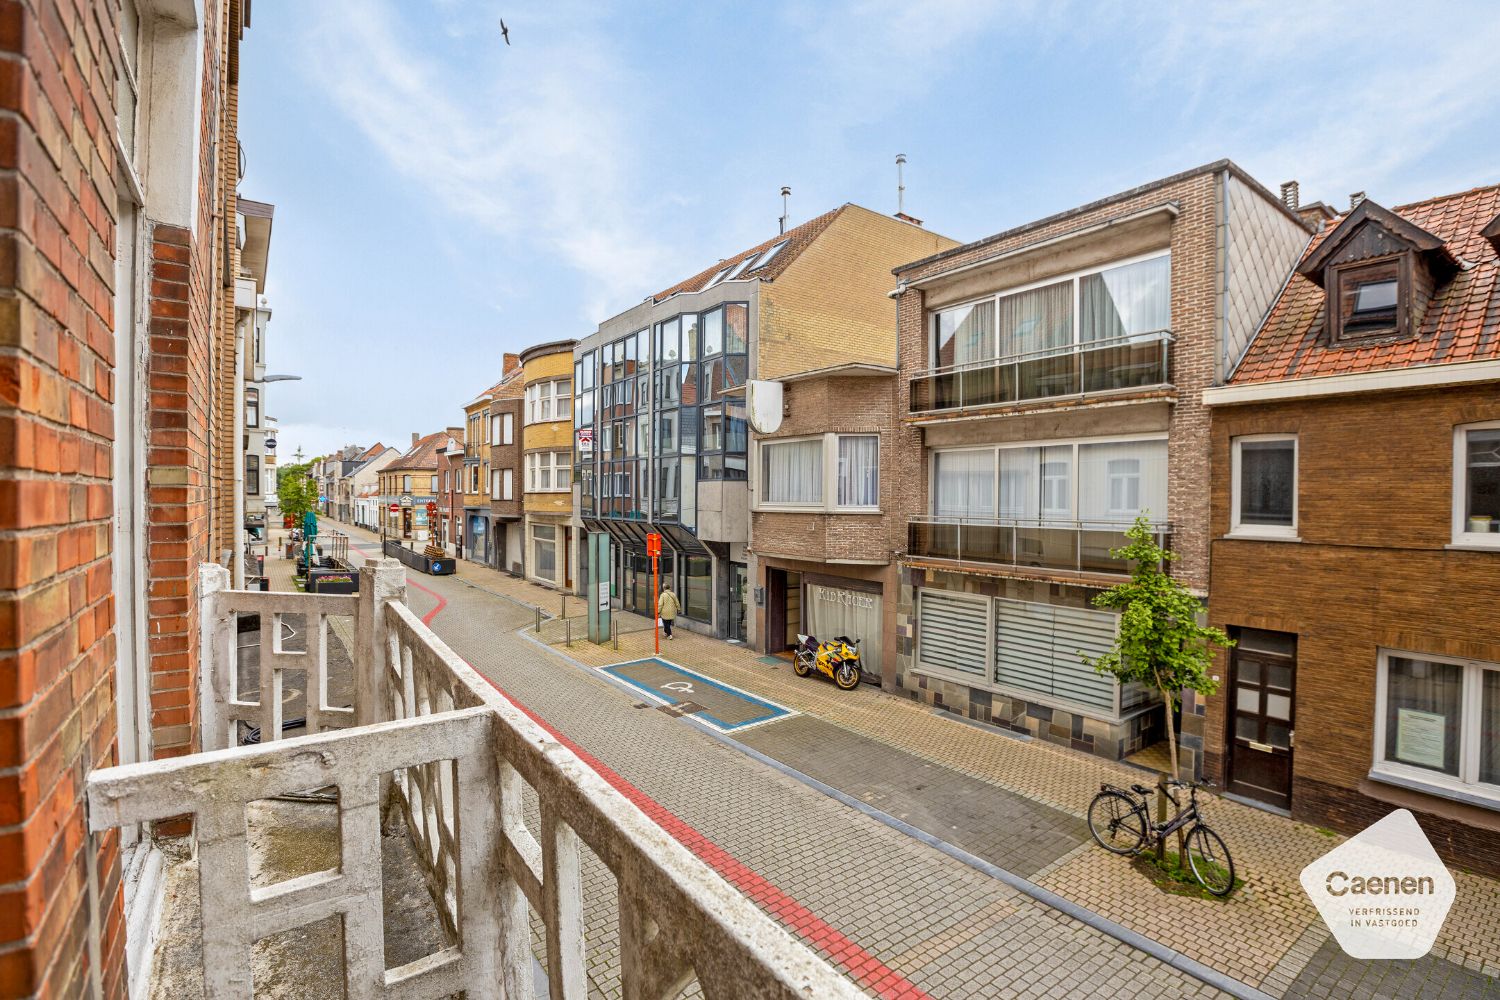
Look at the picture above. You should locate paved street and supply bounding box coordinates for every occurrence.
[311,523,1500,999]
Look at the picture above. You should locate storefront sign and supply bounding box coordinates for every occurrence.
[399,495,414,507]
[1394,709,1447,769]
[814,585,876,610]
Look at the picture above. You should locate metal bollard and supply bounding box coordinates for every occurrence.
[565,617,572,647]
[534,606,542,633]
[560,593,567,620]
[612,618,619,651]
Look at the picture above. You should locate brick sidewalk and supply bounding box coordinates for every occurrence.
[321,518,1500,997]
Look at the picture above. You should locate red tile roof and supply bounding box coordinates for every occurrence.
[388,431,449,471]
[1231,183,1500,384]
[651,206,844,302]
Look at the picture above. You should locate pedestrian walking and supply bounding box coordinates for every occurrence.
[657,586,680,640]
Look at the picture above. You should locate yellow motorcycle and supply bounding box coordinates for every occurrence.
[792,633,862,690]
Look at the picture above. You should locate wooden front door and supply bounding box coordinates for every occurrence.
[1227,628,1296,809]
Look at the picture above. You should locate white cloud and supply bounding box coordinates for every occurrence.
[301,1,682,323]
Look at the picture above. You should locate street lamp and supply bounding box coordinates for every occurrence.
[261,373,302,383]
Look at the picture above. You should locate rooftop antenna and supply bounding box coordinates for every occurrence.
[779,186,791,234]
[896,154,907,215]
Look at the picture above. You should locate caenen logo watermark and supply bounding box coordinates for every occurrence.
[1299,809,1455,959]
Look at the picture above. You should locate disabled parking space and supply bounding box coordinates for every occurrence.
[602,658,795,733]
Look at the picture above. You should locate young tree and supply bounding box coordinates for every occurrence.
[1082,516,1233,783]
[276,461,318,526]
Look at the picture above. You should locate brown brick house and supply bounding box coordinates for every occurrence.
[487,354,524,574]
[891,161,1311,764]
[1203,183,1500,874]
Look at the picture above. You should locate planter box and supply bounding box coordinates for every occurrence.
[383,540,455,576]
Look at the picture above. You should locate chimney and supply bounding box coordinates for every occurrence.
[895,212,924,227]
[896,153,907,215]
[1279,181,1299,210]
[411,432,420,447]
[503,352,520,375]
[779,186,791,235]
[1350,191,1366,210]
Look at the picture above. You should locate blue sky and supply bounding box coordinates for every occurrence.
[237,1,1500,462]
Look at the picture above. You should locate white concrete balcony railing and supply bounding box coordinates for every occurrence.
[85,560,860,999]
[908,330,1172,414]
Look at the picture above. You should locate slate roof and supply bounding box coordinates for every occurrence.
[1231,183,1500,384]
[651,206,844,302]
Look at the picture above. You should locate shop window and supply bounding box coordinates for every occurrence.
[683,556,712,621]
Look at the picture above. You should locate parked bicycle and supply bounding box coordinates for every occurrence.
[1087,778,1236,896]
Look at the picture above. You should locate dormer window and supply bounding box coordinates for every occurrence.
[1329,256,1403,342]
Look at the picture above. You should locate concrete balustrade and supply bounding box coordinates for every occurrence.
[85,559,859,999]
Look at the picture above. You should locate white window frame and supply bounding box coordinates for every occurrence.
[925,248,1171,369]
[526,451,570,493]
[927,433,1168,526]
[491,469,501,500]
[1453,421,1500,548]
[1372,648,1500,808]
[490,414,500,444]
[527,380,573,424]
[502,412,514,444]
[1229,434,1299,540]
[502,468,514,500]
[753,433,882,513]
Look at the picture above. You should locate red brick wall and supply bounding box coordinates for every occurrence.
[1207,384,1500,875]
[0,1,127,994]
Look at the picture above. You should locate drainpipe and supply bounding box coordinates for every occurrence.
[232,316,246,589]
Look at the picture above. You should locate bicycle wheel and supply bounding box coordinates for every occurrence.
[1186,825,1235,896]
[1087,791,1146,855]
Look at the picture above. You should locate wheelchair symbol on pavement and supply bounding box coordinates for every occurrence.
[662,681,695,694]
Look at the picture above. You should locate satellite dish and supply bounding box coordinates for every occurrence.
[746,380,783,434]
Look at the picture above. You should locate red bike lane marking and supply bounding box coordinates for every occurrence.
[392,558,928,999]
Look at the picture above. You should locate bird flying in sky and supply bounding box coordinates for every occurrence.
[499,18,511,45]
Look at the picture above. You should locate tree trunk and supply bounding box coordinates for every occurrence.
[1154,671,1180,863]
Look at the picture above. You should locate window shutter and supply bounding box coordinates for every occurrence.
[916,590,988,678]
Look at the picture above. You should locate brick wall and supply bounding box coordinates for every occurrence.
[487,396,521,520]
[893,170,1225,592]
[1206,384,1500,876]
[0,1,125,994]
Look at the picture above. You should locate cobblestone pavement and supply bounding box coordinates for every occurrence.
[320,522,1500,999]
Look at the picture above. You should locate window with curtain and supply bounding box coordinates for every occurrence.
[1040,447,1072,517]
[1000,280,1072,358]
[1080,256,1171,343]
[836,435,879,508]
[931,301,995,368]
[1383,656,1463,777]
[246,454,259,495]
[245,388,259,428]
[1234,437,1296,532]
[762,439,822,505]
[1079,441,1167,523]
[933,450,995,518]
[1459,425,1500,541]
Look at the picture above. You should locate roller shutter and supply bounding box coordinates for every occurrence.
[916,590,989,678]
[994,599,1118,712]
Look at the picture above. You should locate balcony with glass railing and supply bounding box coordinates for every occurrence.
[907,516,1171,578]
[909,330,1172,415]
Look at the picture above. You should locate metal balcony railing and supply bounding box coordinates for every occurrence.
[907,516,1172,577]
[908,330,1172,414]
[85,561,860,999]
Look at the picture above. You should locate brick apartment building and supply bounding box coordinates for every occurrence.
[0,0,256,994]
[487,354,524,573]
[522,340,577,590]
[378,432,449,542]
[460,389,491,563]
[1203,184,1500,874]
[434,427,464,557]
[890,162,1310,765]
[574,205,955,643]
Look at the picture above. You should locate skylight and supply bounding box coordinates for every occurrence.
[746,239,788,273]
[726,252,762,280]
[706,265,733,288]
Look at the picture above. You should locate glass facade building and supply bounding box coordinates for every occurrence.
[577,301,750,634]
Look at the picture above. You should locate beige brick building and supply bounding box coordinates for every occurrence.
[575,205,956,643]
[891,161,1310,765]
[522,341,578,589]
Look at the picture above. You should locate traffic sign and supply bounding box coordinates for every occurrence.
[646,532,661,557]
